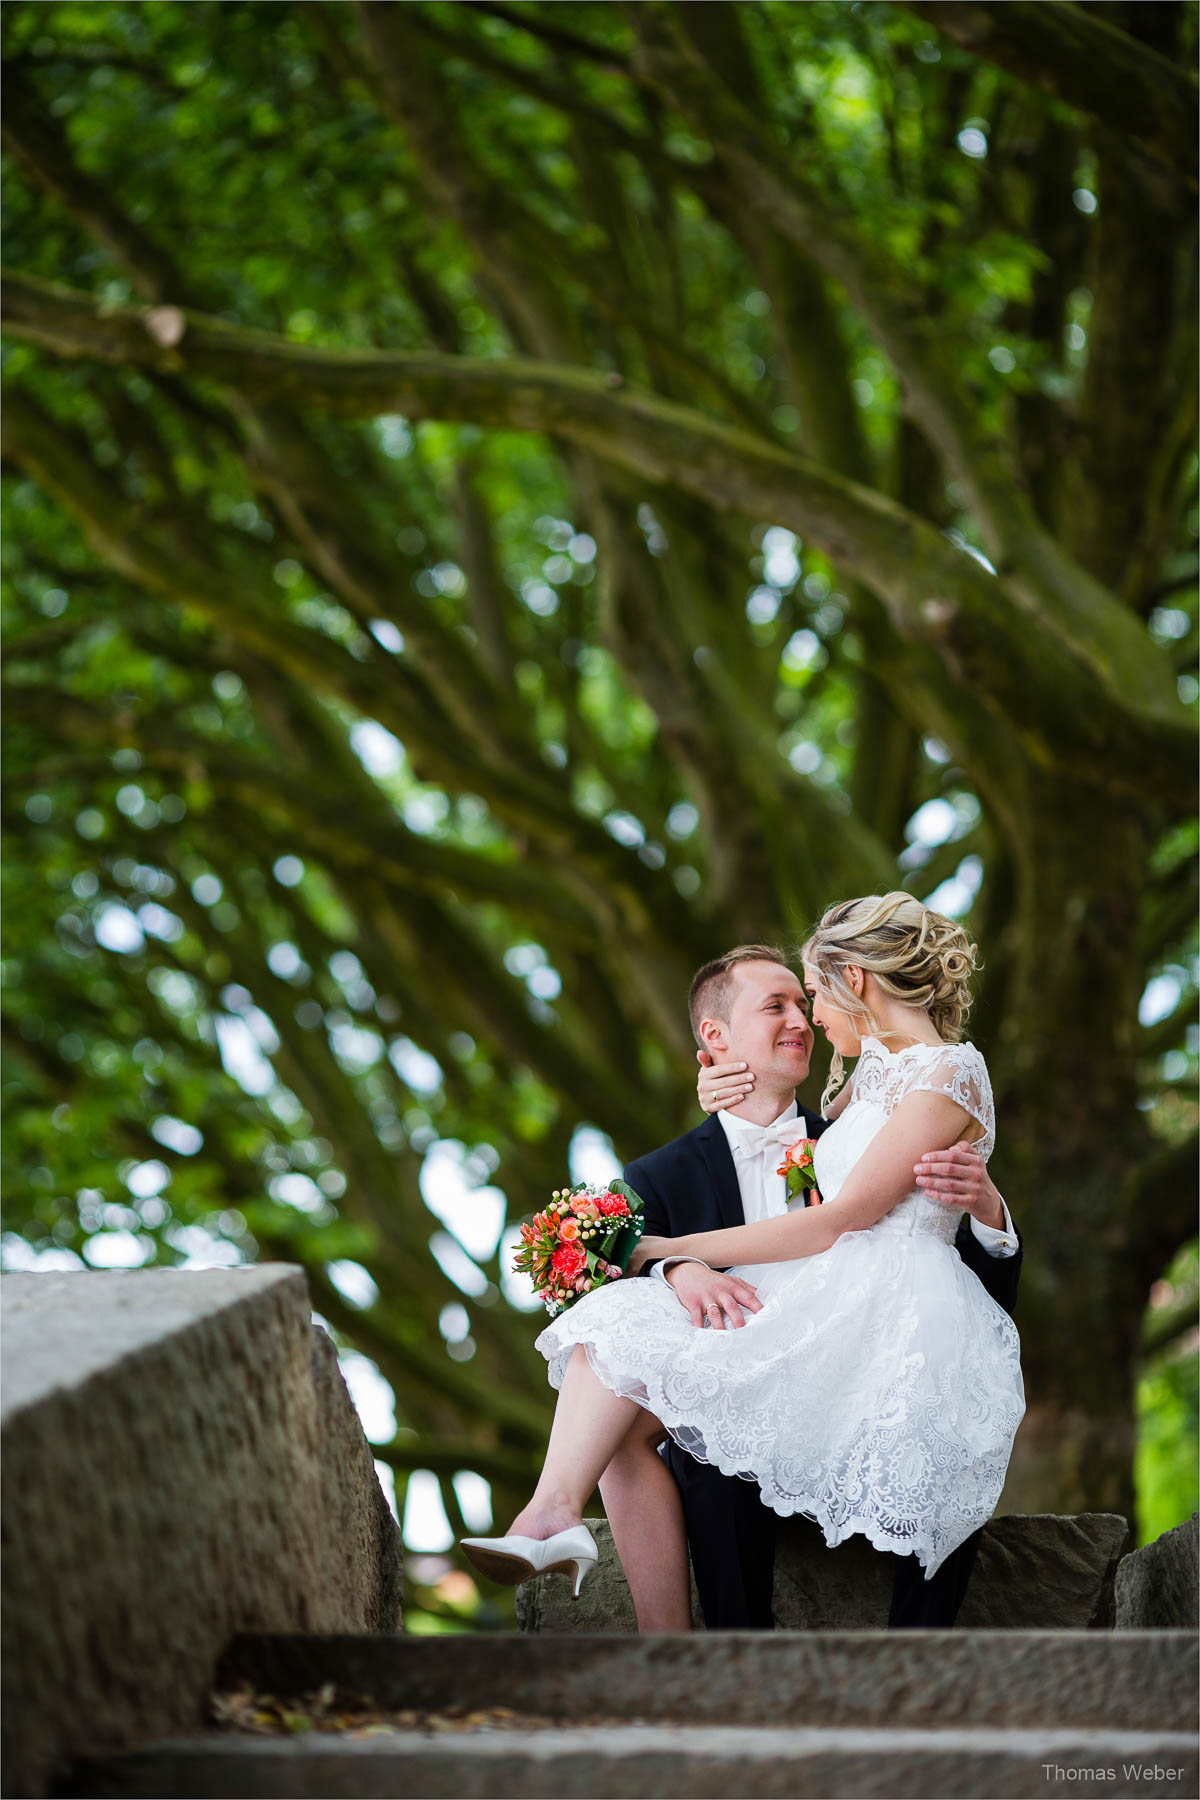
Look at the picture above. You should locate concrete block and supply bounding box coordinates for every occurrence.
[516,1511,1130,1632]
[309,1324,404,1634]
[958,1512,1130,1629]
[1116,1515,1199,1628]
[59,1724,1200,1799]
[1,1268,401,1798]
[215,1629,1199,1732]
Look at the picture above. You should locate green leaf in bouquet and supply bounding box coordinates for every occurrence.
[608,1219,644,1271]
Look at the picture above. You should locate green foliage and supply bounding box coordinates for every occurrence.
[3,0,1197,1562]
[1136,1351,1200,1547]
[1136,1239,1200,1546]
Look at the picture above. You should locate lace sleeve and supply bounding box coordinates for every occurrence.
[903,1043,995,1161]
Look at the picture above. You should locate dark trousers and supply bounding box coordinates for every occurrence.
[886,1523,982,1627]
[664,1444,981,1630]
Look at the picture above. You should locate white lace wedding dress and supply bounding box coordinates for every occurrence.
[536,1038,1026,1578]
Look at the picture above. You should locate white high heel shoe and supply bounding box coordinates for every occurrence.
[460,1524,598,1597]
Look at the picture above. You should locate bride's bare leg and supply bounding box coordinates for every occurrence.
[599,1410,692,1633]
[508,1345,643,1538]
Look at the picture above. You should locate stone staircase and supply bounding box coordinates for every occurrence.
[8,1271,1196,1800]
[58,1628,1198,1798]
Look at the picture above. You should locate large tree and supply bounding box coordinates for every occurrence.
[3,0,1196,1565]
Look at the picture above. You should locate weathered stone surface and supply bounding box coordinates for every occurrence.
[309,1324,404,1634]
[1116,1515,1200,1629]
[958,1513,1130,1630]
[215,1628,1198,1731]
[516,1518,704,1632]
[517,1512,1130,1632]
[69,1629,1196,1797]
[1,1268,401,1799]
[57,1724,1200,1800]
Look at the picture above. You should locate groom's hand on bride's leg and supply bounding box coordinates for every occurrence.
[666,1263,763,1330]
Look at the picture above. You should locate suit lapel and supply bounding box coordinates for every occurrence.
[802,1104,830,1138]
[697,1113,746,1231]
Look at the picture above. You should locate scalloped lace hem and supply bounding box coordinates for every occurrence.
[555,1337,999,1581]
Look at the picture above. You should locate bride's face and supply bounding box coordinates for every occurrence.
[803,963,863,1057]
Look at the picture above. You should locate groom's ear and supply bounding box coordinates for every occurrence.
[698,1016,729,1056]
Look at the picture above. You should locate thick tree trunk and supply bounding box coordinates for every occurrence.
[992,787,1173,1525]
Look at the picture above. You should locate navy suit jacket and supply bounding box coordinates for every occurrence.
[624,1108,1022,1318]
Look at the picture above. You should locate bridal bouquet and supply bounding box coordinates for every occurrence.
[778,1137,821,1205]
[513,1180,645,1317]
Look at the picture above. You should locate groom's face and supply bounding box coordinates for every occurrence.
[717,961,813,1086]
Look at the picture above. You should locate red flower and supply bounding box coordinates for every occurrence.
[520,1223,536,1244]
[551,1242,587,1281]
[597,1193,630,1217]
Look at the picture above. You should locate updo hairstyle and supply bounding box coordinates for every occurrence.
[800,891,978,1111]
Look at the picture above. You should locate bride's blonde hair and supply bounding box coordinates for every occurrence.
[800,891,978,1111]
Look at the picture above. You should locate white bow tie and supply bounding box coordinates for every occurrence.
[728,1117,804,1160]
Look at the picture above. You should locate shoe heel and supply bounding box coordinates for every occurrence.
[546,1554,595,1597]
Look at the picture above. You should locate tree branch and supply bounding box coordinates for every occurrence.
[625,1,1199,682]
[902,1,1198,189]
[6,274,1190,799]
[463,2,632,72]
[1,92,554,798]
[1,77,203,305]
[1,382,708,930]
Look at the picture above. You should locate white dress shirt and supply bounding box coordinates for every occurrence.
[653,1101,800,1285]
[653,1101,1018,1287]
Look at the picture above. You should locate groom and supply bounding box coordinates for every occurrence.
[603,943,1022,1632]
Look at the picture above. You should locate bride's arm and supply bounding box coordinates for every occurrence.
[632,1091,982,1270]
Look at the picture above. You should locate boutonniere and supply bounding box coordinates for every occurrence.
[777,1137,821,1204]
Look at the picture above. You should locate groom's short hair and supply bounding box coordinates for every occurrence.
[688,944,790,1047]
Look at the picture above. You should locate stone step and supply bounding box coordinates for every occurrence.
[57,1723,1200,1799]
[212,1628,1194,1731]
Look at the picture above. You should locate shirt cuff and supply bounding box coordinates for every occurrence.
[969,1197,1018,1257]
[650,1255,711,1286]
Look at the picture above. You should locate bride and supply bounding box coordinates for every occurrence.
[462,893,1026,1606]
